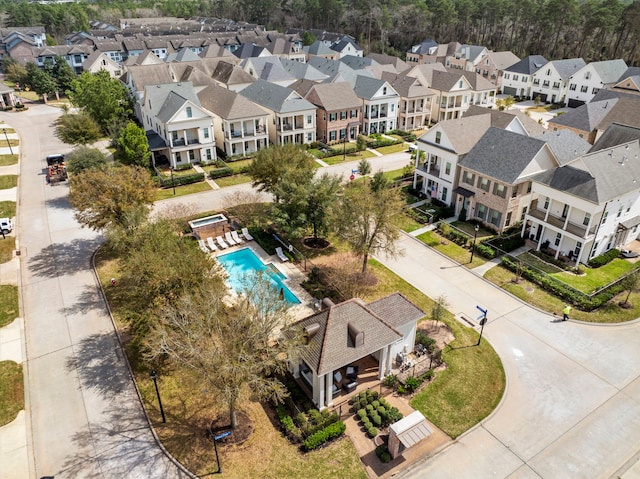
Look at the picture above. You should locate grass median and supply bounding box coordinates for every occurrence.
[0,361,24,427]
[416,230,487,268]
[0,285,19,328]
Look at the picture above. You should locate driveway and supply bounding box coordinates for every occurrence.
[4,104,188,478]
[379,234,640,478]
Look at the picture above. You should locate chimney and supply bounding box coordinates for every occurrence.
[304,323,320,344]
[347,322,364,348]
[321,298,335,310]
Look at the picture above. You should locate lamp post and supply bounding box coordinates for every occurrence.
[470,224,480,263]
[343,130,347,162]
[170,166,176,196]
[150,370,166,423]
[2,128,13,155]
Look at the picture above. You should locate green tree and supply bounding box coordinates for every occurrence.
[370,170,389,192]
[356,134,367,153]
[336,184,403,273]
[68,70,134,134]
[1,58,26,85]
[247,144,316,199]
[56,113,101,145]
[496,95,516,110]
[146,273,301,429]
[301,31,317,46]
[24,62,57,100]
[358,158,372,176]
[65,146,108,175]
[69,164,155,233]
[117,122,151,167]
[431,294,449,328]
[49,56,76,94]
[619,271,640,307]
[272,171,341,239]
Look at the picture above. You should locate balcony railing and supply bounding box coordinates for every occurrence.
[417,164,441,177]
[172,138,185,147]
[528,200,591,238]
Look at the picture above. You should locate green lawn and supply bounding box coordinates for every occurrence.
[159,167,197,178]
[0,201,16,218]
[392,212,424,233]
[517,251,564,274]
[0,155,18,166]
[374,143,406,155]
[416,230,487,268]
[0,285,19,328]
[155,182,211,200]
[0,237,15,263]
[321,150,375,165]
[0,139,19,148]
[484,264,640,323]
[215,173,252,187]
[225,159,252,173]
[450,221,494,240]
[0,175,17,189]
[0,361,23,427]
[368,260,505,439]
[552,259,636,293]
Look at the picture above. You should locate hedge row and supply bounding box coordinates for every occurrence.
[276,404,303,443]
[366,138,402,149]
[209,167,234,179]
[303,421,346,451]
[588,248,620,268]
[387,129,417,142]
[159,172,205,188]
[501,255,628,310]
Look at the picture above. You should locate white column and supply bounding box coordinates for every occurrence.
[317,374,325,410]
[326,373,334,407]
[379,347,388,380]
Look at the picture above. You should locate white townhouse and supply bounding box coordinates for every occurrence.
[140,82,216,168]
[501,55,548,98]
[353,75,399,135]
[531,58,586,104]
[565,59,628,108]
[524,131,640,265]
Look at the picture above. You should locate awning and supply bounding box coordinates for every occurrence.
[620,215,640,230]
[454,186,475,198]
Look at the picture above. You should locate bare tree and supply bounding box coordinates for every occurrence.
[431,295,449,330]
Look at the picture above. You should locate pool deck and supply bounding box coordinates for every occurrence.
[212,240,316,320]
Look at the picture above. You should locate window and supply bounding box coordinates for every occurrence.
[350,109,358,118]
[562,204,569,218]
[329,112,337,122]
[493,183,506,198]
[602,211,608,223]
[522,76,528,82]
[592,87,599,94]
[463,171,475,185]
[546,68,551,76]
[307,133,313,141]
[489,209,502,227]
[188,150,195,161]
[445,162,451,175]
[505,211,512,226]
[383,87,387,95]
[391,104,395,112]
[554,232,561,246]
[569,83,577,91]
[618,205,623,217]
[435,131,442,144]
[476,203,487,220]
[441,186,448,201]
[340,111,347,120]
[543,80,550,87]
[533,78,540,85]
[591,242,599,257]
[575,241,582,256]
[583,212,591,226]
[512,185,519,198]
[627,202,632,213]
[584,71,591,80]
[307,115,313,124]
[203,128,209,139]
[458,80,463,88]
[553,82,560,89]
[513,74,519,81]
[527,182,532,193]
[329,131,336,141]
[580,85,588,93]
[478,176,490,191]
[543,197,550,210]
[521,206,528,221]
[186,106,192,118]
[504,73,510,80]
[206,149,212,160]
[339,129,346,139]
[175,151,182,163]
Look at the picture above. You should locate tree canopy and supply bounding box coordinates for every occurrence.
[65,146,108,175]
[116,122,151,167]
[56,113,101,145]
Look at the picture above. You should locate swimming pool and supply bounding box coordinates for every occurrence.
[217,248,301,305]
[189,214,227,230]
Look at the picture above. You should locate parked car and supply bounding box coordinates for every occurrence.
[0,218,13,234]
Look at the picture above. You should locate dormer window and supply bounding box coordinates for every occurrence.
[435,131,441,144]
[458,80,463,88]
[584,71,591,80]
[186,106,192,118]
[546,68,551,76]
[383,87,387,95]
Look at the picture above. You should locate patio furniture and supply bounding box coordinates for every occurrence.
[216,236,228,249]
[206,237,218,252]
[224,231,237,246]
[621,249,640,258]
[346,365,359,381]
[342,381,357,393]
[198,239,209,253]
[275,247,289,262]
[333,371,343,384]
[241,227,254,241]
[231,230,243,244]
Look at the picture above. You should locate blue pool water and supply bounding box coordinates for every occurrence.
[217,248,301,305]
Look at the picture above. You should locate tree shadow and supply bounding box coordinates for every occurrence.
[27,237,102,279]
[59,285,105,316]
[46,195,72,211]
[65,331,133,398]
[58,403,186,479]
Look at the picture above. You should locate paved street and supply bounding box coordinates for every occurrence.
[3,104,188,478]
[379,234,640,479]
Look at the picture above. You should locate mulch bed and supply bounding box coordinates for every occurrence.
[209,410,254,445]
[302,237,330,249]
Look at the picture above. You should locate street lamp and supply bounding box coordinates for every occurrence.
[342,130,347,162]
[170,166,176,196]
[470,224,480,263]
[2,128,13,155]
[150,370,166,423]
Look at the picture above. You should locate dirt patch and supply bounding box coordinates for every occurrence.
[210,410,254,445]
[302,237,331,249]
[417,320,455,350]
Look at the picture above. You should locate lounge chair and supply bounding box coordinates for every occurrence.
[216,236,228,249]
[241,228,254,241]
[198,239,210,253]
[224,231,237,246]
[275,246,289,262]
[231,230,243,244]
[206,237,218,252]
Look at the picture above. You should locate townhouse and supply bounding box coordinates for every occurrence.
[380,72,434,130]
[530,58,586,104]
[353,75,399,135]
[304,82,361,144]
[501,55,548,98]
[565,59,628,107]
[475,50,520,88]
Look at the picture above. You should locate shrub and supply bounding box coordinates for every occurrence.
[366,404,374,412]
[174,163,193,171]
[351,399,361,411]
[476,243,496,259]
[369,390,379,400]
[379,398,390,409]
[384,374,398,388]
[371,400,380,409]
[371,414,382,427]
[209,166,234,179]
[404,375,421,392]
[357,409,367,420]
[295,412,308,431]
[377,406,386,416]
[421,369,435,382]
[303,421,346,451]
[588,249,620,268]
[276,405,303,442]
[362,418,371,429]
[381,451,392,463]
[397,385,406,395]
[367,426,379,438]
[375,445,387,458]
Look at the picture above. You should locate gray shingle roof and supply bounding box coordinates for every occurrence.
[418,114,492,154]
[486,51,520,70]
[549,98,618,132]
[295,295,417,375]
[590,123,640,153]
[330,36,362,53]
[239,79,315,113]
[241,56,295,83]
[340,55,377,70]
[380,72,433,99]
[532,166,598,202]
[407,39,438,55]
[504,55,548,75]
[597,96,640,133]
[197,84,267,120]
[589,59,628,84]
[305,40,335,56]
[144,82,200,123]
[306,82,361,111]
[616,66,640,83]
[550,58,586,80]
[367,293,425,330]
[353,75,396,100]
[460,127,549,183]
[366,52,411,73]
[280,58,328,81]
[536,129,591,165]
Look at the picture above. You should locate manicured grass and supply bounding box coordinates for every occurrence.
[368,260,505,439]
[0,175,17,189]
[416,230,487,268]
[392,212,424,233]
[0,139,19,147]
[0,360,24,427]
[215,173,252,187]
[450,221,494,240]
[527,106,551,112]
[552,258,636,293]
[225,159,252,173]
[374,143,406,155]
[517,251,564,274]
[16,91,39,101]
[160,167,197,178]
[0,237,15,263]
[0,155,18,166]
[155,181,211,200]
[0,285,19,328]
[321,150,375,165]
[0,201,16,218]
[484,265,640,323]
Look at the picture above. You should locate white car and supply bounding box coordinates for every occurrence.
[0,218,13,234]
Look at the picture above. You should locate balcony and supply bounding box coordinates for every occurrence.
[417,163,441,178]
[528,200,591,238]
[187,137,200,145]
[172,138,185,147]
